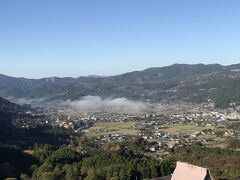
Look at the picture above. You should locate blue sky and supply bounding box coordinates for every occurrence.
[1,0,240,78]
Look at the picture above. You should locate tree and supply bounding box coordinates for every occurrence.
[85,168,97,180]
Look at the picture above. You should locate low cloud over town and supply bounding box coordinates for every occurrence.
[60,96,149,113]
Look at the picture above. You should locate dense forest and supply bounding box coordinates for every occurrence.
[2,135,240,179]
[0,127,174,180]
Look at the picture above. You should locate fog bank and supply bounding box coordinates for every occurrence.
[60,96,148,113]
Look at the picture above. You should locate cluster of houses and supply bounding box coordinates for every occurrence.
[11,102,240,159]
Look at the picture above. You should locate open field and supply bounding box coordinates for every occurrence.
[159,123,228,147]
[159,124,214,135]
[86,121,139,137]
[203,134,227,148]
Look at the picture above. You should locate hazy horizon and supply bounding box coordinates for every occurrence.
[0,62,239,79]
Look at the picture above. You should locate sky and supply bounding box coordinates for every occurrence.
[1,0,240,78]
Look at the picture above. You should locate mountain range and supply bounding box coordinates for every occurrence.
[1,63,240,108]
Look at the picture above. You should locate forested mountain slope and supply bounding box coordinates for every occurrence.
[1,63,240,107]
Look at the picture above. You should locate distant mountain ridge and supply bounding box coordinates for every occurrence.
[1,63,240,108]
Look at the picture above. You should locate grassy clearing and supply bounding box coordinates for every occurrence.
[86,121,139,137]
[159,124,213,135]
[204,134,227,148]
[159,124,227,147]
